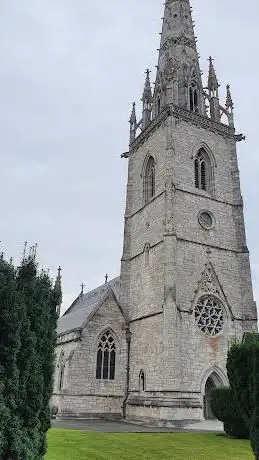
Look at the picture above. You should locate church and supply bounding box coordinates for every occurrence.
[52,0,257,426]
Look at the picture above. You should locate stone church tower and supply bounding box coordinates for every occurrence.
[53,0,257,426]
[120,0,257,423]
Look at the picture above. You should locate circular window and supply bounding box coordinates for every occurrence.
[195,296,224,337]
[198,211,215,230]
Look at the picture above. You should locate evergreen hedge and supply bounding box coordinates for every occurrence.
[0,251,61,459]
[227,334,259,460]
[211,387,248,439]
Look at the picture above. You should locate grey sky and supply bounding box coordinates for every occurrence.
[0,0,258,313]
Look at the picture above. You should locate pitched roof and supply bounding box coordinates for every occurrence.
[57,277,121,335]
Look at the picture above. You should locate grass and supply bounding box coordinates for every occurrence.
[45,429,253,460]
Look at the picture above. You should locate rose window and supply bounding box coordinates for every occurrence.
[195,296,224,336]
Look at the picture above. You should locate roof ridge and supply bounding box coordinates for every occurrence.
[63,276,120,316]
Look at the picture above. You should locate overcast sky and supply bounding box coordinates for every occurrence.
[0,0,258,313]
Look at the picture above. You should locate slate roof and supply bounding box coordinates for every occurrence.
[57,277,121,336]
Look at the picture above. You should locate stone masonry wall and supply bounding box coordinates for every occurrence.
[122,111,257,424]
[54,294,127,417]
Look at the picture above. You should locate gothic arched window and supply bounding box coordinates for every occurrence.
[144,157,155,203]
[58,352,65,391]
[195,148,212,193]
[139,370,146,392]
[189,81,199,113]
[96,330,116,381]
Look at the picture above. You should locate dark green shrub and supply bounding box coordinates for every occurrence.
[211,387,249,439]
[227,334,259,459]
[0,251,60,459]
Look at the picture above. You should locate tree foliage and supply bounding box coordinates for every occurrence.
[227,334,259,459]
[211,387,249,439]
[0,252,59,459]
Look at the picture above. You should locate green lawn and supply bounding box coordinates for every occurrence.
[45,429,253,460]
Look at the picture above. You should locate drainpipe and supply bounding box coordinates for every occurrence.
[122,325,132,418]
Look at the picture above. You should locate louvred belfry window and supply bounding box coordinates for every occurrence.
[96,331,116,380]
[195,148,212,193]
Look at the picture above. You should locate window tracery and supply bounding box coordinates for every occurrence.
[195,296,224,337]
[96,330,116,380]
[194,148,212,193]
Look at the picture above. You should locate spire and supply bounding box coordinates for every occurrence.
[129,102,137,145]
[54,266,62,317]
[208,57,219,98]
[142,69,153,129]
[153,0,205,114]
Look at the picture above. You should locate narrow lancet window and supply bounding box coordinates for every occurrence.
[139,370,146,392]
[194,149,212,193]
[144,244,150,267]
[96,330,116,381]
[189,81,199,113]
[144,157,155,204]
[157,96,161,114]
[58,352,65,391]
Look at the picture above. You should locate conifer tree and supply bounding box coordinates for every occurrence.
[0,254,24,459]
[227,335,259,460]
[0,249,60,459]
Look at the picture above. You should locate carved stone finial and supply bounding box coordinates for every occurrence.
[105,274,109,284]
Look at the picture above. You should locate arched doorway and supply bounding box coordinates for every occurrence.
[204,371,224,420]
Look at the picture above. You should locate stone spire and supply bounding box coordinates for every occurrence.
[153,0,205,115]
[142,69,153,129]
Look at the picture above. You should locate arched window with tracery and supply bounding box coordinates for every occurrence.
[195,148,212,193]
[189,81,199,113]
[58,352,66,391]
[96,330,116,380]
[144,157,155,204]
[139,370,146,392]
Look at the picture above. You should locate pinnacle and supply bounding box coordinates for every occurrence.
[142,69,152,104]
[208,56,219,94]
